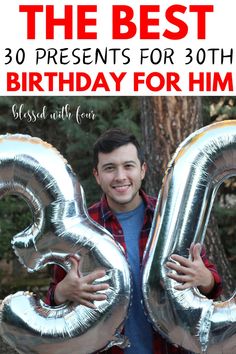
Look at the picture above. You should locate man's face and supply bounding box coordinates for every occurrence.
[93,143,146,212]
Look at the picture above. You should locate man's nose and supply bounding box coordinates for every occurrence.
[115,167,126,180]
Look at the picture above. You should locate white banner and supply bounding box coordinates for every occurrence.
[0,0,235,95]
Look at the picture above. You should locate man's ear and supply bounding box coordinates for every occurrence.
[141,162,147,180]
[93,168,100,185]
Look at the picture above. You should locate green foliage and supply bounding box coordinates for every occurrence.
[214,201,236,277]
[0,195,32,260]
[202,97,236,124]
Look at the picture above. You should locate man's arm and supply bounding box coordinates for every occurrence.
[165,243,222,298]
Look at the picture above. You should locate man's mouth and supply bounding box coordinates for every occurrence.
[112,184,131,192]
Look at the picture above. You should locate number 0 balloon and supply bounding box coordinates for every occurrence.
[142,120,236,354]
[0,134,131,354]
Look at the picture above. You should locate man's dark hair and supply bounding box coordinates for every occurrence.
[93,128,144,168]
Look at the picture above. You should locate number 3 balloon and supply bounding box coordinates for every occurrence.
[142,120,236,354]
[0,134,131,354]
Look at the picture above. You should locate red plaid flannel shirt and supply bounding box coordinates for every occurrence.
[47,190,222,354]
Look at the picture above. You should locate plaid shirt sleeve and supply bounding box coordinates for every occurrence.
[45,265,67,305]
[200,246,222,299]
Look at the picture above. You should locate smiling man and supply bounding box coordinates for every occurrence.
[93,142,146,212]
[47,128,222,354]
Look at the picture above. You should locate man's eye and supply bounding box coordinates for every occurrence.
[104,166,114,171]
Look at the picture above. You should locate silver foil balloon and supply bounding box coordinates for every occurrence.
[0,134,131,354]
[142,120,236,354]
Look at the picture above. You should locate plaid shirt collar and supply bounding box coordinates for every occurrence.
[99,189,156,221]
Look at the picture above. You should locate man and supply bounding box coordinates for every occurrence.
[47,128,222,353]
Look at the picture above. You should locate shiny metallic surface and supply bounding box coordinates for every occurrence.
[142,120,236,354]
[0,134,131,354]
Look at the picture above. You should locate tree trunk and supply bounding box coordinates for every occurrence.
[140,96,202,195]
[140,96,234,298]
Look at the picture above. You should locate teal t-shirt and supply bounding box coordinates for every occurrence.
[115,202,153,354]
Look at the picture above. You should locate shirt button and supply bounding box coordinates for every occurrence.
[118,230,122,234]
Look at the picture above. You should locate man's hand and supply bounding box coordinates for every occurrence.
[54,257,109,309]
[166,243,214,295]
